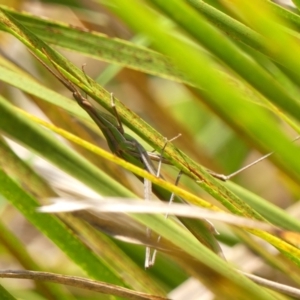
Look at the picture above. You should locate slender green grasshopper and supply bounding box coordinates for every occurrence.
[32,50,225,268]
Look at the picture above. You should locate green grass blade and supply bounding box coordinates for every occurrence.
[0,5,187,84]
[149,0,300,123]
[0,65,88,121]
[130,213,277,300]
[186,0,263,49]
[0,167,125,286]
[227,181,300,232]
[0,286,17,300]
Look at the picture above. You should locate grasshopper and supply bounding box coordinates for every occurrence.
[32,50,223,268]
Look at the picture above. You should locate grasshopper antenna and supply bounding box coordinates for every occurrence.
[210,135,300,181]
